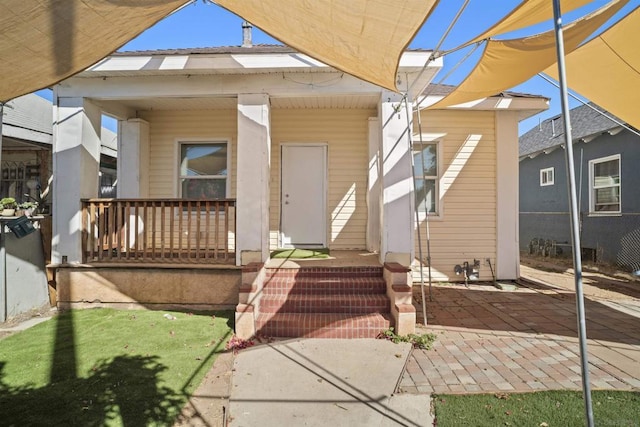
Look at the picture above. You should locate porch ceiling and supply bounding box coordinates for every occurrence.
[96,94,380,112]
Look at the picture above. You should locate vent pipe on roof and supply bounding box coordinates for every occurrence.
[242,21,253,48]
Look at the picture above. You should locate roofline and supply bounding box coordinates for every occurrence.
[519,125,628,160]
[79,49,441,80]
[111,45,433,57]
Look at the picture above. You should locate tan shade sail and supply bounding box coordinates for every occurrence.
[545,7,640,129]
[429,0,628,110]
[213,0,438,91]
[0,0,189,103]
[467,0,595,44]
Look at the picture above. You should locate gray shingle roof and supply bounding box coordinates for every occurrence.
[519,103,624,157]
[424,83,542,100]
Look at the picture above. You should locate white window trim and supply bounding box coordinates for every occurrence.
[175,138,231,199]
[540,167,554,186]
[588,153,621,216]
[413,133,444,221]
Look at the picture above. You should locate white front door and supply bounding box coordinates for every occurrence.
[281,144,327,247]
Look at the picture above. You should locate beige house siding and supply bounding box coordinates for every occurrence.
[139,109,238,198]
[414,109,497,282]
[138,109,238,250]
[269,108,375,250]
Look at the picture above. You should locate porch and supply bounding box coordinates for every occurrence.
[80,198,236,265]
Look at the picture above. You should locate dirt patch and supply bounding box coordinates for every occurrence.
[0,304,56,340]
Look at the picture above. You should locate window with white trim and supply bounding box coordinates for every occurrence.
[413,142,438,214]
[178,141,228,199]
[540,167,554,186]
[589,154,620,214]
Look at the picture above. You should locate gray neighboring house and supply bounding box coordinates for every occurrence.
[1,93,53,209]
[2,94,118,206]
[519,103,640,272]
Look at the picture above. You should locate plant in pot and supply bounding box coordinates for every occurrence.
[1,197,17,216]
[19,201,38,216]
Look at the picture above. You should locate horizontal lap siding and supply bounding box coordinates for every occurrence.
[138,110,238,252]
[270,108,374,250]
[415,110,496,281]
[140,110,237,198]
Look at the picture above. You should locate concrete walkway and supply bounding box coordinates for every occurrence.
[228,339,432,427]
[401,282,640,394]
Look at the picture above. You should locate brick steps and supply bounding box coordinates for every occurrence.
[255,266,391,338]
[260,293,389,314]
[255,312,391,339]
[261,277,387,294]
[265,266,383,279]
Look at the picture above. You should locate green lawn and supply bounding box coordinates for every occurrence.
[434,390,640,426]
[0,308,233,426]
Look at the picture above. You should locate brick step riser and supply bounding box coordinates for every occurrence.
[262,277,386,292]
[262,284,387,295]
[260,298,390,314]
[265,269,383,280]
[256,314,391,339]
[256,327,386,339]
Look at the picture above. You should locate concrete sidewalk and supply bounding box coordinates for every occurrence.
[228,339,432,427]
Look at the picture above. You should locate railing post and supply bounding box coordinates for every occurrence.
[81,200,88,263]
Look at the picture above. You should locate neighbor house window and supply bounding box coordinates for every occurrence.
[589,154,620,213]
[179,142,228,199]
[540,167,554,186]
[413,142,438,214]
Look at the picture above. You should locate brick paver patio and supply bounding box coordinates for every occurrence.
[399,281,640,394]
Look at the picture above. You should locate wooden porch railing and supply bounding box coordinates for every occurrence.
[81,198,236,264]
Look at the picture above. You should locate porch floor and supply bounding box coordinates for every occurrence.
[265,250,381,269]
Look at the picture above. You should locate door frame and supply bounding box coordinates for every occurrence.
[279,142,328,248]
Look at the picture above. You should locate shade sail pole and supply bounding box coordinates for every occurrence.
[404,95,428,325]
[551,1,594,426]
[0,101,6,322]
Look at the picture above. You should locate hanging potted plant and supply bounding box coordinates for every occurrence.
[1,197,18,217]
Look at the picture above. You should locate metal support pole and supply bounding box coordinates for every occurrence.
[0,224,5,323]
[403,95,428,325]
[0,102,6,322]
[551,1,594,426]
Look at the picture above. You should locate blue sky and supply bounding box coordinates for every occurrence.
[91,1,637,134]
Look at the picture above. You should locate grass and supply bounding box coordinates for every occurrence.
[0,308,233,426]
[270,248,330,259]
[433,390,640,426]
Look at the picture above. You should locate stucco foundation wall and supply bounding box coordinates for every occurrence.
[56,267,240,310]
[414,109,497,282]
[269,108,375,250]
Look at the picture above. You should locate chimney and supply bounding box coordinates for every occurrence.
[242,21,253,48]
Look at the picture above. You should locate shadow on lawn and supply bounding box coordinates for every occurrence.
[0,354,183,426]
[0,308,213,426]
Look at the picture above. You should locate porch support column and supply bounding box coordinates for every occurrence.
[52,96,101,264]
[118,118,150,198]
[495,111,520,280]
[236,94,271,266]
[379,91,415,267]
[367,117,382,253]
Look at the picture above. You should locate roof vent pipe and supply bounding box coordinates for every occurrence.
[242,21,253,48]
